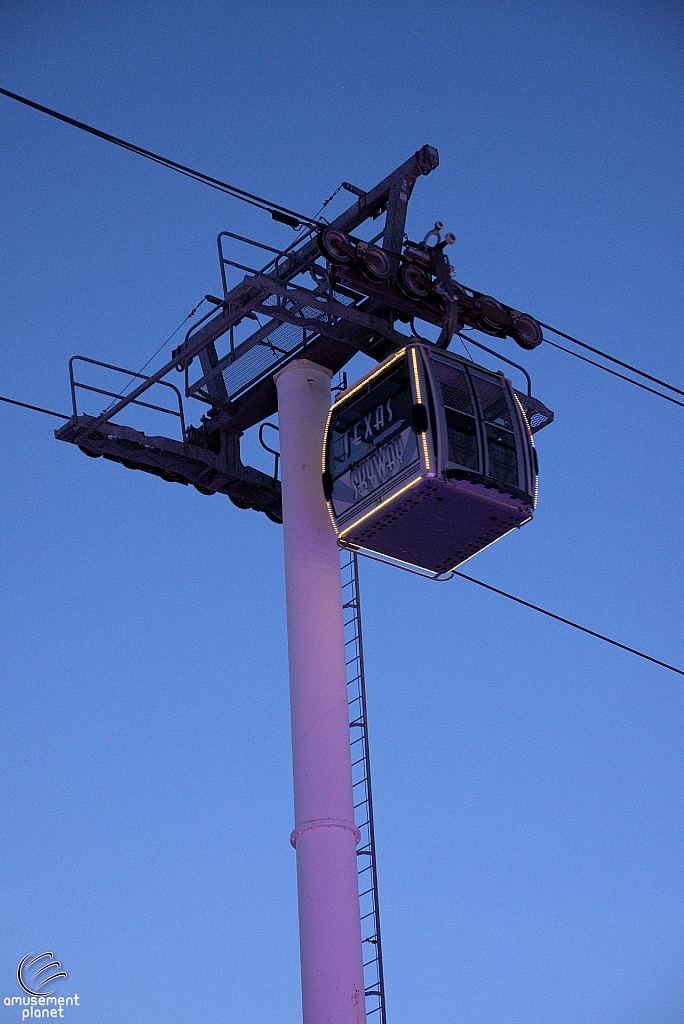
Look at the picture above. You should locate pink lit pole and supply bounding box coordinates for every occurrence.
[274,359,366,1024]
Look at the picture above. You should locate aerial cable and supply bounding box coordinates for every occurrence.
[4,84,683,407]
[454,570,684,678]
[0,395,68,419]
[6,84,684,403]
[1,387,681,677]
[101,296,207,414]
[544,338,684,410]
[458,333,475,361]
[314,184,345,223]
[538,320,684,399]
[0,86,318,229]
[136,296,206,376]
[0,290,205,419]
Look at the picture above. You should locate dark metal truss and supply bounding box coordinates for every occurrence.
[55,143,551,522]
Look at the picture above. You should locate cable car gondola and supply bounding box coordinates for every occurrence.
[322,343,553,576]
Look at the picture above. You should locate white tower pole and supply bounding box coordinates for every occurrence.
[274,358,366,1024]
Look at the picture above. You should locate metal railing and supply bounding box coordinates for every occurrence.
[68,355,186,445]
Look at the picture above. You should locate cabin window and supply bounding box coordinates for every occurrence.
[469,374,518,486]
[433,362,474,415]
[472,375,514,429]
[445,408,479,470]
[485,425,518,485]
[433,360,480,472]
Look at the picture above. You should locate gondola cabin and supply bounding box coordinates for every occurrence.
[322,344,552,576]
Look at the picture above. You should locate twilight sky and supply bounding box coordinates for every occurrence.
[0,3,683,1023]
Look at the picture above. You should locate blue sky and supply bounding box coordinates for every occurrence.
[0,2,683,1022]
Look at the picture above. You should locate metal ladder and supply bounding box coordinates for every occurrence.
[341,549,387,1024]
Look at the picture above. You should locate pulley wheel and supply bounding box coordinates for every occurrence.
[476,296,508,337]
[358,244,391,281]
[317,227,355,264]
[512,313,543,349]
[397,262,431,298]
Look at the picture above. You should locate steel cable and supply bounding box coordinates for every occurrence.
[2,387,681,678]
[538,320,684,398]
[544,339,684,410]
[454,571,684,678]
[0,86,319,227]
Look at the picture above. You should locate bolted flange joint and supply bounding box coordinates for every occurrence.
[290,818,362,848]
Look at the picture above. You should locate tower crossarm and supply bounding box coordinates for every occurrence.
[56,414,283,519]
